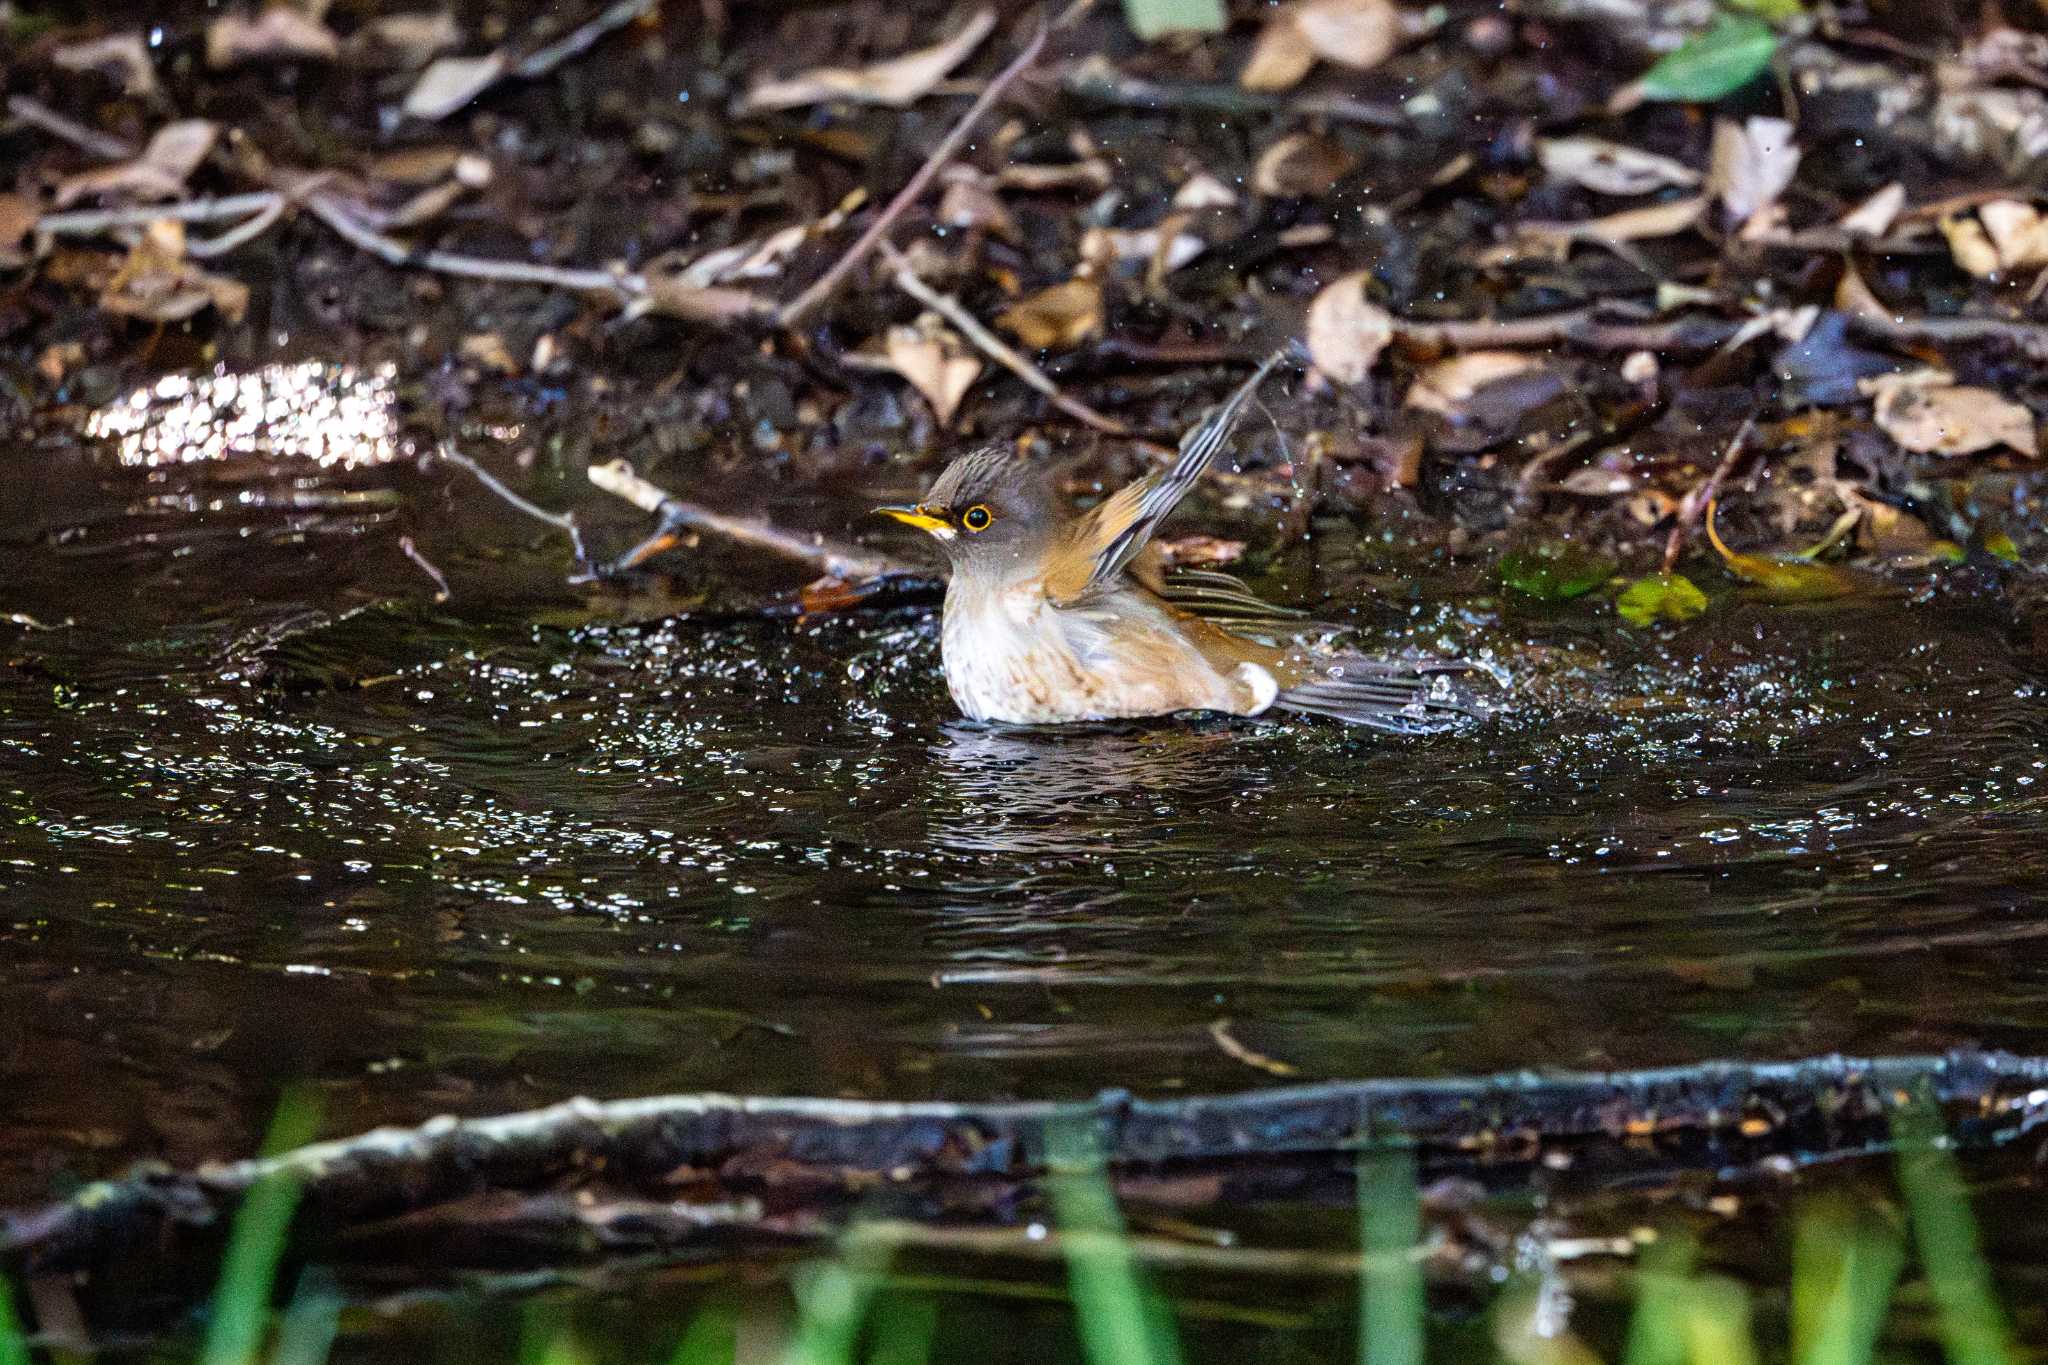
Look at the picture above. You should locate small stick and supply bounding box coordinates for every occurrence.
[399,536,452,602]
[777,20,1049,328]
[5,95,137,161]
[302,193,644,298]
[588,459,913,580]
[1663,412,1760,571]
[435,440,591,567]
[514,0,656,78]
[880,241,1130,436]
[35,192,286,238]
[184,195,287,258]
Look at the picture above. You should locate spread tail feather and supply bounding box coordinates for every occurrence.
[1273,655,1492,734]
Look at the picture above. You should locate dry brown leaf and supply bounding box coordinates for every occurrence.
[1862,372,2039,458]
[1838,182,1905,237]
[207,8,341,68]
[1305,270,1393,385]
[994,160,1113,192]
[98,219,250,324]
[1172,173,1239,210]
[1295,0,1401,69]
[0,193,37,259]
[1556,467,1640,496]
[1834,260,1889,320]
[1517,193,1708,253]
[1708,117,1800,226]
[1079,225,1205,275]
[1537,137,1699,196]
[936,167,1019,241]
[51,33,160,97]
[402,52,508,121]
[741,9,995,112]
[56,120,220,207]
[1252,132,1356,197]
[1404,351,1544,416]
[995,277,1103,350]
[459,332,521,374]
[1239,13,1318,91]
[637,272,777,324]
[1977,200,2048,271]
[358,11,462,66]
[884,316,982,427]
[1940,214,2001,278]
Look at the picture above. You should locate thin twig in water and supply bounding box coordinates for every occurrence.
[1664,412,1761,571]
[302,193,643,298]
[588,459,913,581]
[880,241,1131,436]
[399,536,452,602]
[1209,1019,1300,1077]
[777,20,1050,328]
[435,440,591,567]
[5,95,137,161]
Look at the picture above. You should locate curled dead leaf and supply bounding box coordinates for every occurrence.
[1838,182,1905,237]
[995,277,1103,350]
[1173,173,1240,210]
[1515,194,1707,255]
[207,8,341,68]
[883,315,982,426]
[1079,225,1205,276]
[936,167,1019,241]
[98,219,250,324]
[56,120,220,208]
[1977,200,2048,271]
[742,9,995,112]
[1305,270,1393,385]
[1708,116,1800,227]
[1253,132,1357,197]
[1242,0,1400,91]
[1862,372,2039,458]
[1940,214,2001,278]
[0,193,38,269]
[51,33,160,97]
[1404,351,1544,416]
[1537,137,1699,196]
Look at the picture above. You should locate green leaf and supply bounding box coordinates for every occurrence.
[1616,572,1708,626]
[1725,0,1806,22]
[1985,531,2021,563]
[1500,546,1615,600]
[1706,503,1868,601]
[1120,0,1226,40]
[1640,15,1779,102]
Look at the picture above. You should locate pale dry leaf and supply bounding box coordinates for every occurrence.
[1940,214,2001,278]
[98,218,250,324]
[995,160,1113,192]
[1240,12,1317,91]
[884,318,982,427]
[674,224,810,289]
[1863,373,2039,458]
[56,120,221,207]
[995,277,1103,350]
[403,51,509,121]
[1518,193,1708,251]
[636,279,777,324]
[1252,132,1356,197]
[51,33,159,97]
[459,332,521,374]
[359,11,462,66]
[1404,351,1544,416]
[1977,199,2048,270]
[1537,137,1699,196]
[1620,350,1659,385]
[1173,172,1240,209]
[0,193,36,270]
[1556,467,1640,496]
[1834,260,1890,320]
[1079,225,1205,275]
[1838,181,1905,237]
[1294,0,1401,70]
[741,8,995,112]
[1305,270,1393,385]
[207,8,341,68]
[1708,116,1800,226]
[936,167,1019,240]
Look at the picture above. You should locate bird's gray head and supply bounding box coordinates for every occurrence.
[875,445,1059,579]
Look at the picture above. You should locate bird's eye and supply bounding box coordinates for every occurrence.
[961,504,993,532]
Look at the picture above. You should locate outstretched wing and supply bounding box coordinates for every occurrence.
[1044,349,1287,605]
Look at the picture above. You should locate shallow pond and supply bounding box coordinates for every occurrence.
[3,362,2046,1354]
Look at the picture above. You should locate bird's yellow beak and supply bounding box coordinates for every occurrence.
[874,504,951,535]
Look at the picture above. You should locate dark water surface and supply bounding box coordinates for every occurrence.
[3,364,2048,1350]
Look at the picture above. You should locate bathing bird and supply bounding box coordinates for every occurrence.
[876,352,1482,732]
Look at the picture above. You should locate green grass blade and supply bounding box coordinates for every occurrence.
[1358,1145,1423,1365]
[1045,1121,1183,1365]
[269,1267,342,1365]
[0,1275,28,1365]
[198,1086,325,1365]
[1792,1199,1905,1365]
[1681,1276,1758,1365]
[781,1226,897,1365]
[865,1295,938,1365]
[1623,1232,1698,1365]
[669,1303,738,1365]
[1891,1096,2016,1365]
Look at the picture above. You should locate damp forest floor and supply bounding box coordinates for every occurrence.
[3,0,2048,1361]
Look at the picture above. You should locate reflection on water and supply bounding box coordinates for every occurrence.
[85,362,403,468]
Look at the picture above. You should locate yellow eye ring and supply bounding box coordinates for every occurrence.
[961,504,993,532]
